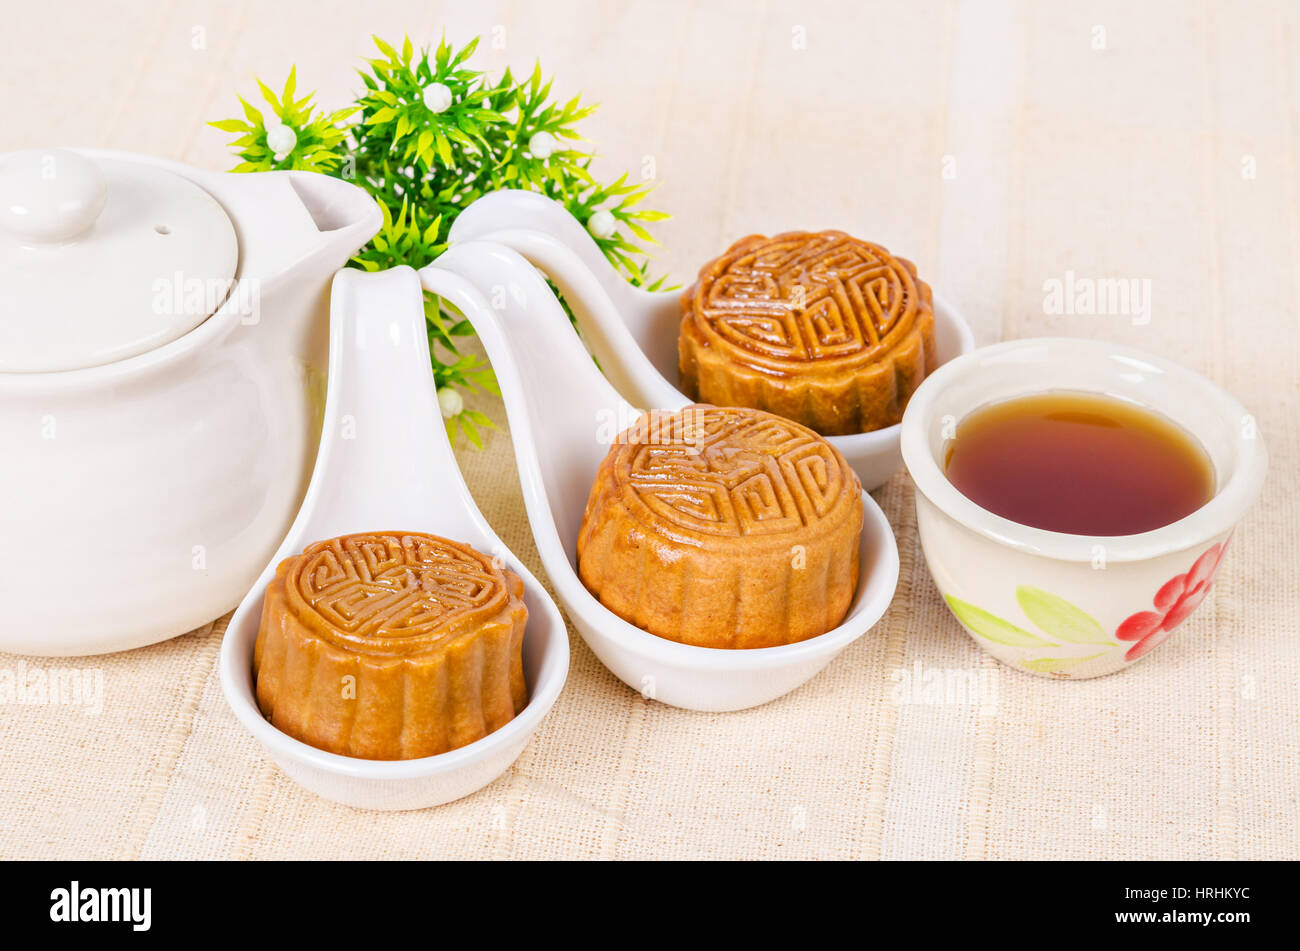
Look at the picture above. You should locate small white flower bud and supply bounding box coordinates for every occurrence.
[422,82,453,114]
[528,130,558,159]
[437,386,464,419]
[265,123,297,161]
[587,209,616,240]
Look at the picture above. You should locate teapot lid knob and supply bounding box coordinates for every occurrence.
[0,149,108,242]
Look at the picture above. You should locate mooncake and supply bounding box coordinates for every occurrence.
[577,404,863,649]
[678,230,937,435]
[253,532,528,760]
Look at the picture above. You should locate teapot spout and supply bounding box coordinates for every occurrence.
[283,171,383,264]
[193,167,381,288]
[263,171,382,285]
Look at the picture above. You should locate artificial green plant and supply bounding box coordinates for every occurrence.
[211,34,668,445]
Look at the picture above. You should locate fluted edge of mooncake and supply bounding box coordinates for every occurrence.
[253,565,528,760]
[577,467,862,649]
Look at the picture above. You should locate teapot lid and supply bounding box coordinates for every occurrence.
[0,148,238,372]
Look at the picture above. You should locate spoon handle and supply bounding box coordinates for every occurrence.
[447,190,687,412]
[421,242,639,556]
[448,190,628,304]
[305,266,473,535]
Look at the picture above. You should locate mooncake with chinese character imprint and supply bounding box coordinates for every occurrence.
[253,532,527,760]
[577,405,862,649]
[679,231,936,435]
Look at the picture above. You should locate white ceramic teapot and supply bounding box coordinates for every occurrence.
[0,148,381,655]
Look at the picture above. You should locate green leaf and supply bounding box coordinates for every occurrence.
[238,96,263,125]
[451,35,479,67]
[459,414,483,448]
[435,131,453,166]
[1021,654,1103,674]
[944,595,1051,647]
[1015,587,1111,644]
[624,219,655,242]
[256,78,283,117]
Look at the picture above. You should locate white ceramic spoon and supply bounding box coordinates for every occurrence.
[445,189,977,490]
[420,243,900,712]
[219,266,569,811]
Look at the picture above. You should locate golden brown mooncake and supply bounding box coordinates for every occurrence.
[678,230,937,436]
[253,532,527,761]
[577,404,863,649]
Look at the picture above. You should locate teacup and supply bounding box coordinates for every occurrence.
[900,338,1267,679]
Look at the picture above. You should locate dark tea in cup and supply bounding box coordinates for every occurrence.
[943,392,1214,536]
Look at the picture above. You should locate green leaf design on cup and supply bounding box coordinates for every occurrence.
[944,595,1051,647]
[1022,653,1103,674]
[1015,587,1111,644]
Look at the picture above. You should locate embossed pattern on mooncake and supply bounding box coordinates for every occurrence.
[679,231,937,435]
[285,534,510,649]
[578,405,863,649]
[619,405,851,540]
[254,532,528,760]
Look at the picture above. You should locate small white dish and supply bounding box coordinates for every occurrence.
[421,242,900,712]
[901,337,1267,679]
[219,267,569,810]
[446,189,976,491]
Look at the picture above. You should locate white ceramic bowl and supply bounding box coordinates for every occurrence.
[559,502,900,711]
[901,338,1267,679]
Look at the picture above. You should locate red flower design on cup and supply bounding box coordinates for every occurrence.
[1115,538,1231,661]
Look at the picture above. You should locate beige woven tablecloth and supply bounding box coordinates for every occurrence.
[2,0,1297,860]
